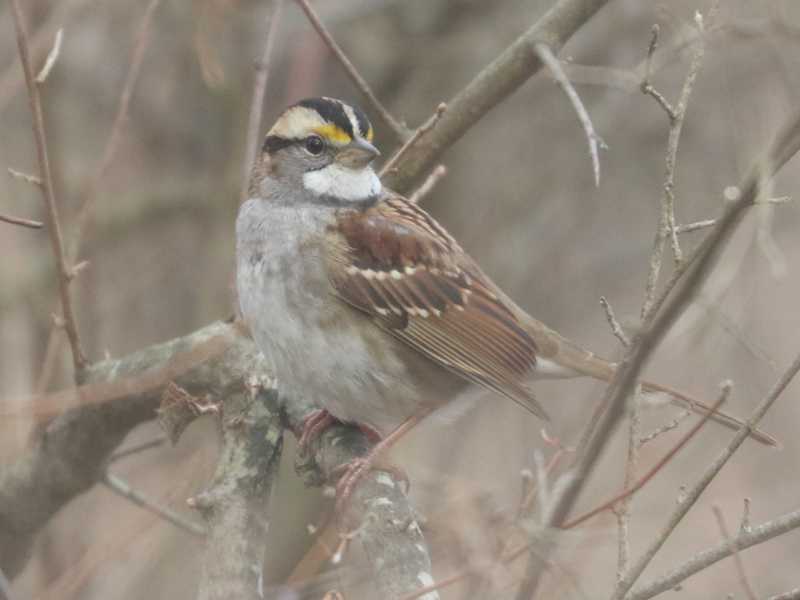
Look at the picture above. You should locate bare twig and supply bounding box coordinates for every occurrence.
[628,507,800,600]
[712,505,758,600]
[0,0,95,114]
[101,471,206,537]
[407,165,447,205]
[382,0,613,193]
[35,27,63,83]
[68,0,162,264]
[399,569,469,600]
[600,296,631,347]
[768,588,800,600]
[35,0,162,389]
[563,385,728,530]
[0,212,43,230]
[380,103,446,178]
[514,105,800,599]
[615,391,640,581]
[240,0,284,204]
[0,564,12,600]
[640,25,676,121]
[7,167,43,186]
[294,0,409,141]
[613,351,800,599]
[108,436,168,463]
[637,409,690,447]
[674,218,716,233]
[740,497,752,533]
[641,10,712,319]
[533,42,605,186]
[10,0,87,374]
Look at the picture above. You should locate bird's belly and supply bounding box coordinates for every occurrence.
[238,251,455,434]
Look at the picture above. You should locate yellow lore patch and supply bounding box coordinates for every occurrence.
[313,123,352,145]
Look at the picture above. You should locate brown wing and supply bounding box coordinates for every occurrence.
[327,192,548,420]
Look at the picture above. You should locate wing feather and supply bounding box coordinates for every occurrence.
[328,192,548,419]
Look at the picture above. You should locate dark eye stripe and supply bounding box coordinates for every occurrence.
[263,135,294,153]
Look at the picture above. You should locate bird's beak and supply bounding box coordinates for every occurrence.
[336,137,380,169]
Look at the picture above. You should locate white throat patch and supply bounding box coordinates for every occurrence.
[303,164,382,201]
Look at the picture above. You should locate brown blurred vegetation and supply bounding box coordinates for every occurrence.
[2,0,800,598]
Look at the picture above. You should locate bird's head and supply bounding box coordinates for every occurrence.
[254,97,382,204]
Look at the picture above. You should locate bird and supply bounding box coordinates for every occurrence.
[236,97,776,501]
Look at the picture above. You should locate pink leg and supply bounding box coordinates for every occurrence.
[333,409,431,516]
[298,409,337,454]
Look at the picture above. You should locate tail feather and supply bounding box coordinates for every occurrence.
[544,335,779,447]
[640,380,779,447]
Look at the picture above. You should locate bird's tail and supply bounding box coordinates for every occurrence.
[548,335,779,447]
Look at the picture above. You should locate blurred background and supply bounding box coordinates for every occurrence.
[2,0,800,598]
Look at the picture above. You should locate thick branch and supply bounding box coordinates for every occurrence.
[383,0,611,193]
[192,381,284,600]
[0,322,247,577]
[296,425,440,600]
[0,322,436,598]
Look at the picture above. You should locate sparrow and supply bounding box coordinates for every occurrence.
[235,96,777,477]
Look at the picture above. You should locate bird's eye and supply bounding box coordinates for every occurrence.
[304,135,324,155]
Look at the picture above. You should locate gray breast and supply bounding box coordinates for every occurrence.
[236,198,443,433]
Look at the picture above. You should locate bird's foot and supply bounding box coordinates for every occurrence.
[332,448,409,516]
[297,409,337,455]
[297,410,384,455]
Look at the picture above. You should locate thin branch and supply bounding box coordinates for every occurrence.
[768,588,800,600]
[407,165,447,205]
[0,212,43,230]
[101,471,206,537]
[35,27,63,83]
[7,167,43,187]
[615,392,640,581]
[382,0,613,193]
[10,0,87,374]
[294,0,409,141]
[628,507,800,600]
[613,351,800,599]
[68,0,162,264]
[562,384,728,530]
[600,296,631,347]
[399,569,471,600]
[637,409,690,447]
[35,0,162,390]
[712,505,758,600]
[0,565,12,600]
[675,218,716,233]
[513,105,800,599]
[0,0,95,114]
[379,103,446,178]
[240,0,284,204]
[107,436,168,463]
[534,42,605,186]
[639,25,676,121]
[641,10,712,320]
